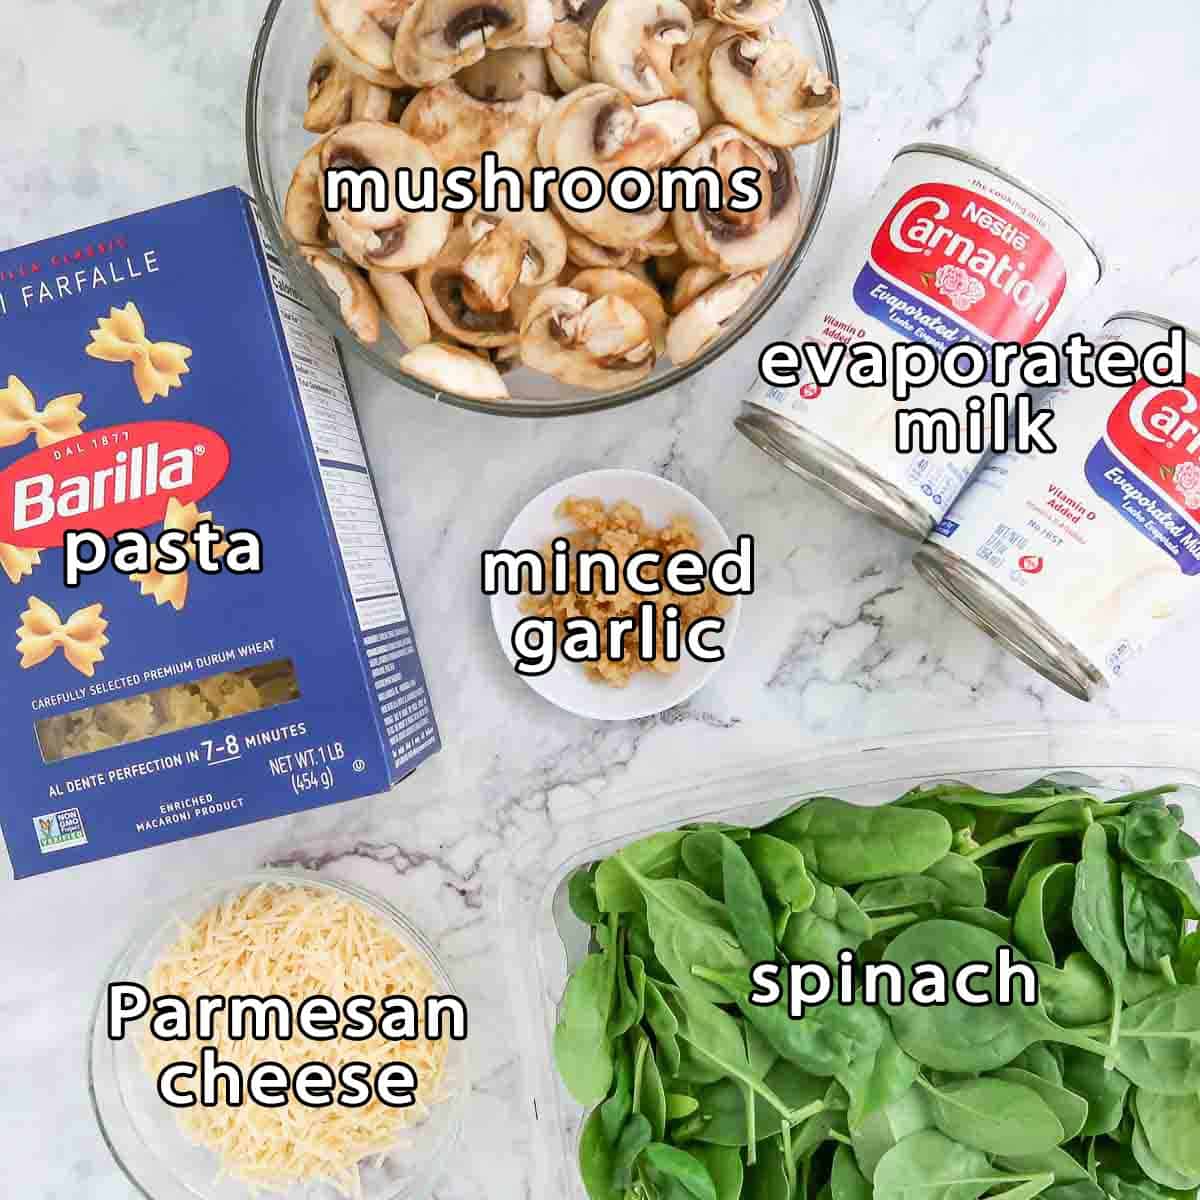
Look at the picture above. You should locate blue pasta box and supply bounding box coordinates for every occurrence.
[0,187,440,878]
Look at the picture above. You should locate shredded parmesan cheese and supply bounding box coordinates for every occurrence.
[141,883,451,1197]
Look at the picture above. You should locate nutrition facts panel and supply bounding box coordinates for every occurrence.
[249,202,405,633]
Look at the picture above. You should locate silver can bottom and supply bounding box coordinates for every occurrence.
[734,408,933,541]
[912,544,1107,703]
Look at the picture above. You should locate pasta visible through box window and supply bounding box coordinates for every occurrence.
[36,658,300,763]
[520,497,733,688]
[140,884,453,1197]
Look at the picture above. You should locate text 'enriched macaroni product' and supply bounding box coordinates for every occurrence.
[0,188,439,878]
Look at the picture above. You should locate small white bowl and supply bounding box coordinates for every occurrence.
[491,469,741,721]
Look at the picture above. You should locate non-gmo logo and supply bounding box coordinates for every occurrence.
[33,807,88,853]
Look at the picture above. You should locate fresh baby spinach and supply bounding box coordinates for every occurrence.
[554,773,1200,1200]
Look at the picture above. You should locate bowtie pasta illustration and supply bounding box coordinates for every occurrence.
[0,375,86,448]
[131,495,227,611]
[85,301,193,404]
[16,596,109,678]
[1,544,41,585]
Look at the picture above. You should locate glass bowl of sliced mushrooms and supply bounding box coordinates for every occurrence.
[246,0,840,415]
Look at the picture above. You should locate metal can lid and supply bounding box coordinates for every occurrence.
[1105,311,1200,351]
[894,142,1106,285]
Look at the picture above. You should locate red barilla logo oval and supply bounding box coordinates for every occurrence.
[0,420,230,547]
[1107,376,1200,512]
[870,182,1068,342]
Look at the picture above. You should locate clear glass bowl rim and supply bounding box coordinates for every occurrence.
[88,868,467,1200]
[243,0,841,418]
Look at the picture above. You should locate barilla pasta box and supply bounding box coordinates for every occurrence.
[0,187,440,878]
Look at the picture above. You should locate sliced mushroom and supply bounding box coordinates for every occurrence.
[305,46,355,132]
[709,34,841,146]
[570,267,668,353]
[457,47,553,100]
[349,78,397,121]
[670,263,725,312]
[392,0,554,87]
[400,82,554,178]
[665,268,763,364]
[301,248,382,344]
[326,202,450,272]
[400,343,510,398]
[285,138,333,246]
[671,124,801,270]
[416,229,522,347]
[520,287,655,388]
[546,0,606,92]
[565,229,634,268]
[706,0,783,29]
[320,122,450,256]
[672,19,731,129]
[589,0,693,103]
[645,247,689,289]
[539,85,700,248]
[317,0,408,86]
[460,204,567,310]
[368,270,432,345]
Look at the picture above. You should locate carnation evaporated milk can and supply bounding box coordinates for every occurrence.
[915,313,1200,700]
[736,143,1104,539]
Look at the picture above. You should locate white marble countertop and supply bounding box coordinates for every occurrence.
[3,1,1200,1197]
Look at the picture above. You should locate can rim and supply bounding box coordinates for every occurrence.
[1106,310,1200,351]
[912,544,1105,702]
[895,142,1106,283]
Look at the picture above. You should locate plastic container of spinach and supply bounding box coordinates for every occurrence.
[499,723,1200,1200]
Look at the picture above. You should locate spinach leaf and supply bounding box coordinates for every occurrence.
[1121,867,1183,972]
[874,1129,1028,1200]
[596,831,687,913]
[1009,837,1068,911]
[1131,1111,1200,1190]
[920,1074,1065,1154]
[1134,1089,1200,1180]
[579,1107,621,1200]
[1109,986,1200,1094]
[691,1146,743,1200]
[781,878,872,967]
[642,1143,718,1200]
[694,1061,826,1146]
[1072,822,1127,1056]
[644,977,683,1078]
[721,834,777,963]
[1058,1046,1130,1136]
[831,1142,873,1200]
[850,1081,934,1181]
[926,854,988,908]
[554,953,615,1104]
[991,1067,1087,1142]
[1014,862,1076,966]
[767,797,953,885]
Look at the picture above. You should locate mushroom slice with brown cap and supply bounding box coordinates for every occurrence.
[540,86,700,248]
[570,268,668,353]
[671,124,801,271]
[709,33,840,146]
[400,343,510,398]
[392,0,554,87]
[317,0,409,86]
[285,139,333,246]
[326,202,451,272]
[670,263,725,312]
[368,270,432,345]
[457,46,552,100]
[400,82,553,179]
[589,0,693,103]
[300,248,383,344]
[547,0,606,92]
[521,288,655,389]
[305,46,355,132]
[706,0,783,30]
[416,229,522,348]
[672,19,731,130]
[460,205,567,311]
[320,121,443,236]
[665,268,764,364]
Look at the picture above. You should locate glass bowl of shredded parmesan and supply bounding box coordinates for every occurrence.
[89,871,467,1200]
